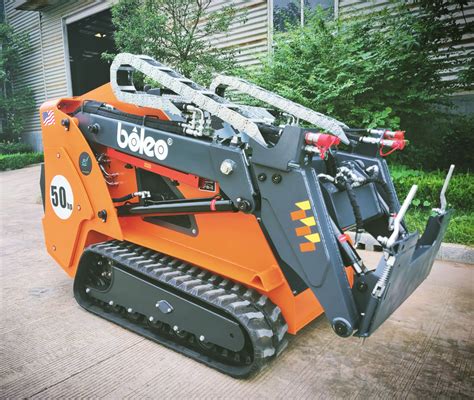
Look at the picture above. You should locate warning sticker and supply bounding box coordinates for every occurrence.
[50,175,74,220]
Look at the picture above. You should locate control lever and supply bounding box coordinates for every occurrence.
[433,164,455,214]
[378,185,418,249]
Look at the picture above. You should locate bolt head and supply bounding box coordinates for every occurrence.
[109,301,114,306]
[356,281,368,293]
[52,245,56,251]
[272,174,282,184]
[220,159,235,175]
[127,308,133,313]
[88,123,100,134]
[335,322,347,336]
[56,153,60,159]
[173,325,179,332]
[199,335,205,342]
[98,209,107,222]
[257,173,267,182]
[333,319,352,338]
[149,316,154,322]
[237,199,251,212]
[85,288,91,294]
[61,118,70,129]
[77,205,81,211]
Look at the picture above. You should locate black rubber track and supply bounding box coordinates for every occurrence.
[74,240,288,378]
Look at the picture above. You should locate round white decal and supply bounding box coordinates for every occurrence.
[50,175,74,220]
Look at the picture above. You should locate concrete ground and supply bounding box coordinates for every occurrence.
[1,165,473,399]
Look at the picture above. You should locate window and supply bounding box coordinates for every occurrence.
[66,9,116,96]
[273,0,334,31]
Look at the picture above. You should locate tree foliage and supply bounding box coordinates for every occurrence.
[254,2,472,127]
[107,0,243,84]
[248,1,473,170]
[0,23,34,142]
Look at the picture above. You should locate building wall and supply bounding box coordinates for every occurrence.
[338,0,474,89]
[4,0,42,149]
[205,0,271,67]
[4,0,98,150]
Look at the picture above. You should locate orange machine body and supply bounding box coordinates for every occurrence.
[41,84,352,335]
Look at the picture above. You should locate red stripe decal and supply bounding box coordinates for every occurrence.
[210,198,217,211]
[338,234,348,242]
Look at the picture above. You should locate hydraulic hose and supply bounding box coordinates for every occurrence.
[112,191,151,203]
[344,180,364,234]
[324,153,364,233]
[112,194,135,203]
[365,167,396,215]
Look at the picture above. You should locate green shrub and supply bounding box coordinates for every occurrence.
[0,153,43,171]
[246,3,473,171]
[0,23,35,141]
[390,165,474,212]
[0,141,33,154]
[390,165,473,245]
[391,113,474,172]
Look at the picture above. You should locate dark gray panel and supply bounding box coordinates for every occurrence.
[254,164,359,334]
[76,112,256,210]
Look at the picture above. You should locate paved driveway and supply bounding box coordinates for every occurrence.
[1,165,472,399]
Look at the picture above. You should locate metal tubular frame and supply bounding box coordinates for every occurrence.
[209,74,350,144]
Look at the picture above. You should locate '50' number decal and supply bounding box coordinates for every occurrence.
[49,175,74,220]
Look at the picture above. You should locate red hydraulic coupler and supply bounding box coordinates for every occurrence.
[379,138,407,156]
[384,130,405,140]
[368,129,406,140]
[358,136,408,157]
[305,132,341,159]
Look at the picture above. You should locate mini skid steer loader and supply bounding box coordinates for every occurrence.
[40,53,454,378]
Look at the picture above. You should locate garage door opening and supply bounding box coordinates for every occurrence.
[67,9,116,96]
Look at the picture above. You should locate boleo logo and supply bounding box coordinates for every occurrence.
[117,122,169,161]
